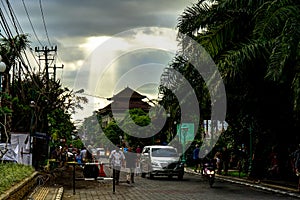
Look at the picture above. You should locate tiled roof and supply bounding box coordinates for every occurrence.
[97,87,151,115]
[107,87,146,100]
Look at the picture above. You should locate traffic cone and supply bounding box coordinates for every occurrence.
[99,163,106,177]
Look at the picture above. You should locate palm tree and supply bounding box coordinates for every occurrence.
[178,0,300,111]
[0,34,30,142]
[174,0,300,161]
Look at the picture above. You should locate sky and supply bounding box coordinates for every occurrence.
[5,0,198,120]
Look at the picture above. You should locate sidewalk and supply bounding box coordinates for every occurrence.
[185,168,300,198]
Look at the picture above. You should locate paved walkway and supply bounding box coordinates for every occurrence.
[28,166,300,200]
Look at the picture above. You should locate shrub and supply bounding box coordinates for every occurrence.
[0,163,35,195]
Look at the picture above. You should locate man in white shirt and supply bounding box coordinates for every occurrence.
[109,145,125,184]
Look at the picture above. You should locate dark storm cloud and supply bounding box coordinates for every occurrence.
[10,0,193,39]
[8,0,196,97]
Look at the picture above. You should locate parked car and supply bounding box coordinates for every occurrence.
[140,145,184,180]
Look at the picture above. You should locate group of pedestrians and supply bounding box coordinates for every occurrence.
[108,145,141,185]
[51,145,95,167]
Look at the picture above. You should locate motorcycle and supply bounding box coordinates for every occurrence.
[202,161,215,187]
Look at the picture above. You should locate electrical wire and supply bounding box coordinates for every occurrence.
[21,0,43,46]
[0,0,15,36]
[6,0,22,35]
[0,3,40,85]
[39,0,52,46]
[0,7,13,39]
[0,0,62,98]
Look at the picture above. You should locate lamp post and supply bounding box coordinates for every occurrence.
[0,55,6,93]
[119,135,122,146]
[29,101,36,154]
[173,121,177,140]
[167,113,171,142]
[0,56,6,142]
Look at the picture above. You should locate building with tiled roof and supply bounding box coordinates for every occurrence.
[97,87,151,128]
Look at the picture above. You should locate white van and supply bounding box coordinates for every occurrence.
[140,145,184,180]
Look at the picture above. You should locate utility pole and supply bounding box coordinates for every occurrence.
[35,46,57,86]
[34,46,63,168]
[50,64,64,82]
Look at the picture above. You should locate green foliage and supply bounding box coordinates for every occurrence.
[0,94,13,116]
[227,170,247,178]
[104,121,124,145]
[122,108,155,146]
[174,0,300,151]
[10,72,86,148]
[69,139,84,149]
[0,34,29,71]
[0,163,35,195]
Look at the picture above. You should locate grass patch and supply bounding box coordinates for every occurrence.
[0,163,35,195]
[227,170,248,178]
[189,166,248,178]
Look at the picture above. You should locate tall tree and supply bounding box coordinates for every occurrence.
[0,34,29,142]
[174,0,300,151]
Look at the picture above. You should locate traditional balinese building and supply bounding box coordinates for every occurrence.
[97,87,152,128]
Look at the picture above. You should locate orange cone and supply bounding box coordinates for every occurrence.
[99,163,106,177]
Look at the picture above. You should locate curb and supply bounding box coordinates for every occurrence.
[0,171,39,200]
[53,187,64,200]
[185,168,300,198]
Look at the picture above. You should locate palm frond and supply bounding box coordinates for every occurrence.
[218,39,270,80]
[178,0,216,36]
[292,72,300,111]
[254,0,299,39]
[265,18,300,81]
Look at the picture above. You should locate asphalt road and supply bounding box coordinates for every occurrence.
[58,166,299,200]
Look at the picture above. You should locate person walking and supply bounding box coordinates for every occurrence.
[109,145,126,185]
[214,151,222,175]
[192,144,201,173]
[249,139,264,183]
[292,144,300,192]
[125,147,137,184]
[222,146,230,175]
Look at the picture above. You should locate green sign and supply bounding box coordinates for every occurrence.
[177,123,195,144]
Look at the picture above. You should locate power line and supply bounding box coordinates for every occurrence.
[22,0,43,46]
[6,0,22,35]
[81,93,107,99]
[0,1,47,97]
[39,0,51,46]
[1,1,41,73]
[0,5,13,39]
[0,0,15,36]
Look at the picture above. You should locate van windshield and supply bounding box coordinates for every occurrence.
[151,148,178,157]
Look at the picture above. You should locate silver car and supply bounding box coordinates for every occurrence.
[140,145,184,180]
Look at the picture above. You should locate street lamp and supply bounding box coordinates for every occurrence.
[29,101,36,154]
[119,135,122,146]
[0,55,6,93]
[0,56,6,142]
[167,113,171,141]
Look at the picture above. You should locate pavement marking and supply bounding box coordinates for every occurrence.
[32,186,49,200]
